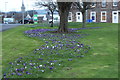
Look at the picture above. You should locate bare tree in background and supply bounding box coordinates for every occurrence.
[74,1,94,28]
[35,0,58,27]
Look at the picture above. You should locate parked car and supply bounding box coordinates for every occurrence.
[28,19,34,24]
[19,20,29,24]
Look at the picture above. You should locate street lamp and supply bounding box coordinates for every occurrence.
[33,8,34,17]
[5,2,8,18]
[21,0,25,24]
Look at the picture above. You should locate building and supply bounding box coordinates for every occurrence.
[35,9,60,23]
[69,1,120,23]
[87,1,119,23]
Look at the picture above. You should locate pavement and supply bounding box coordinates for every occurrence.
[0,24,23,32]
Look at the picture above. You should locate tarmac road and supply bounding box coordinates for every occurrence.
[0,24,23,32]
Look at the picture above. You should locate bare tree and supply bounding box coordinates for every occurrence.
[57,1,73,33]
[74,1,94,28]
[35,0,58,27]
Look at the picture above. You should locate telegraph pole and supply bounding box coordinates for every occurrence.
[21,0,25,24]
[5,2,8,18]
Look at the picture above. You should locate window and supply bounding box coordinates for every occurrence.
[113,0,118,6]
[54,17,58,20]
[102,0,106,7]
[114,12,117,14]
[90,12,96,22]
[76,12,82,22]
[78,16,80,19]
[68,17,71,20]
[91,2,96,7]
[68,12,72,22]
[78,13,80,15]
[101,11,107,22]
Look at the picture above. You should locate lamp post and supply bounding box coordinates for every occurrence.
[21,0,25,24]
[33,8,34,17]
[5,2,8,18]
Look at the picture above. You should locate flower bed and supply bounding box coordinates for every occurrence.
[3,27,101,78]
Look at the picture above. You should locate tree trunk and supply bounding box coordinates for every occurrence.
[58,10,69,33]
[82,11,86,28]
[51,12,54,27]
[57,2,72,33]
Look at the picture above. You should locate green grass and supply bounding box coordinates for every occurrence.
[0,31,2,79]
[2,23,118,78]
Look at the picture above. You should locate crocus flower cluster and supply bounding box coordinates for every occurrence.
[3,27,101,78]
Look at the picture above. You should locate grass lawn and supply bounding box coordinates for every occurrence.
[2,23,118,78]
[0,31,2,79]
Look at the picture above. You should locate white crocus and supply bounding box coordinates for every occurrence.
[39,65,42,67]
[51,63,54,65]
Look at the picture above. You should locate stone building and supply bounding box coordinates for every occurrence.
[68,1,120,23]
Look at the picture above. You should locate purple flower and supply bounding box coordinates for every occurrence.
[50,61,53,63]
[26,71,29,74]
[30,60,32,62]
[16,69,20,72]
[3,73,6,76]
[26,71,32,75]
[18,57,23,59]
[17,73,22,76]
[20,68,24,72]
[68,59,72,61]
[44,64,47,67]
[11,73,15,75]
[49,67,54,70]
[29,63,32,66]
[23,63,27,66]
[70,47,74,49]
[38,58,43,60]
[9,62,13,65]
[45,41,49,43]
[53,60,57,62]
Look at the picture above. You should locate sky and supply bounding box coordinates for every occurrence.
[0,0,41,12]
[0,0,117,12]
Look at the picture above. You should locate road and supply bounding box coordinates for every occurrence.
[0,24,23,32]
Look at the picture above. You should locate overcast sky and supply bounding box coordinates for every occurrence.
[1,0,116,12]
[0,0,40,12]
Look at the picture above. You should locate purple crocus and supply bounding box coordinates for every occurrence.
[38,58,43,60]
[17,73,22,76]
[26,71,32,75]
[68,59,72,61]
[49,67,54,70]
[11,73,15,75]
[9,62,13,65]
[20,68,25,72]
[23,63,27,66]
[44,64,47,67]
[16,69,20,72]
[3,73,6,77]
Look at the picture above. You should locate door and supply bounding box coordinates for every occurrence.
[76,12,83,22]
[90,12,96,22]
[112,11,118,23]
[68,12,72,22]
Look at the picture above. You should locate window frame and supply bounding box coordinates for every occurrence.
[102,0,106,7]
[90,11,96,22]
[91,2,96,7]
[101,11,107,22]
[113,0,118,6]
[68,12,72,22]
